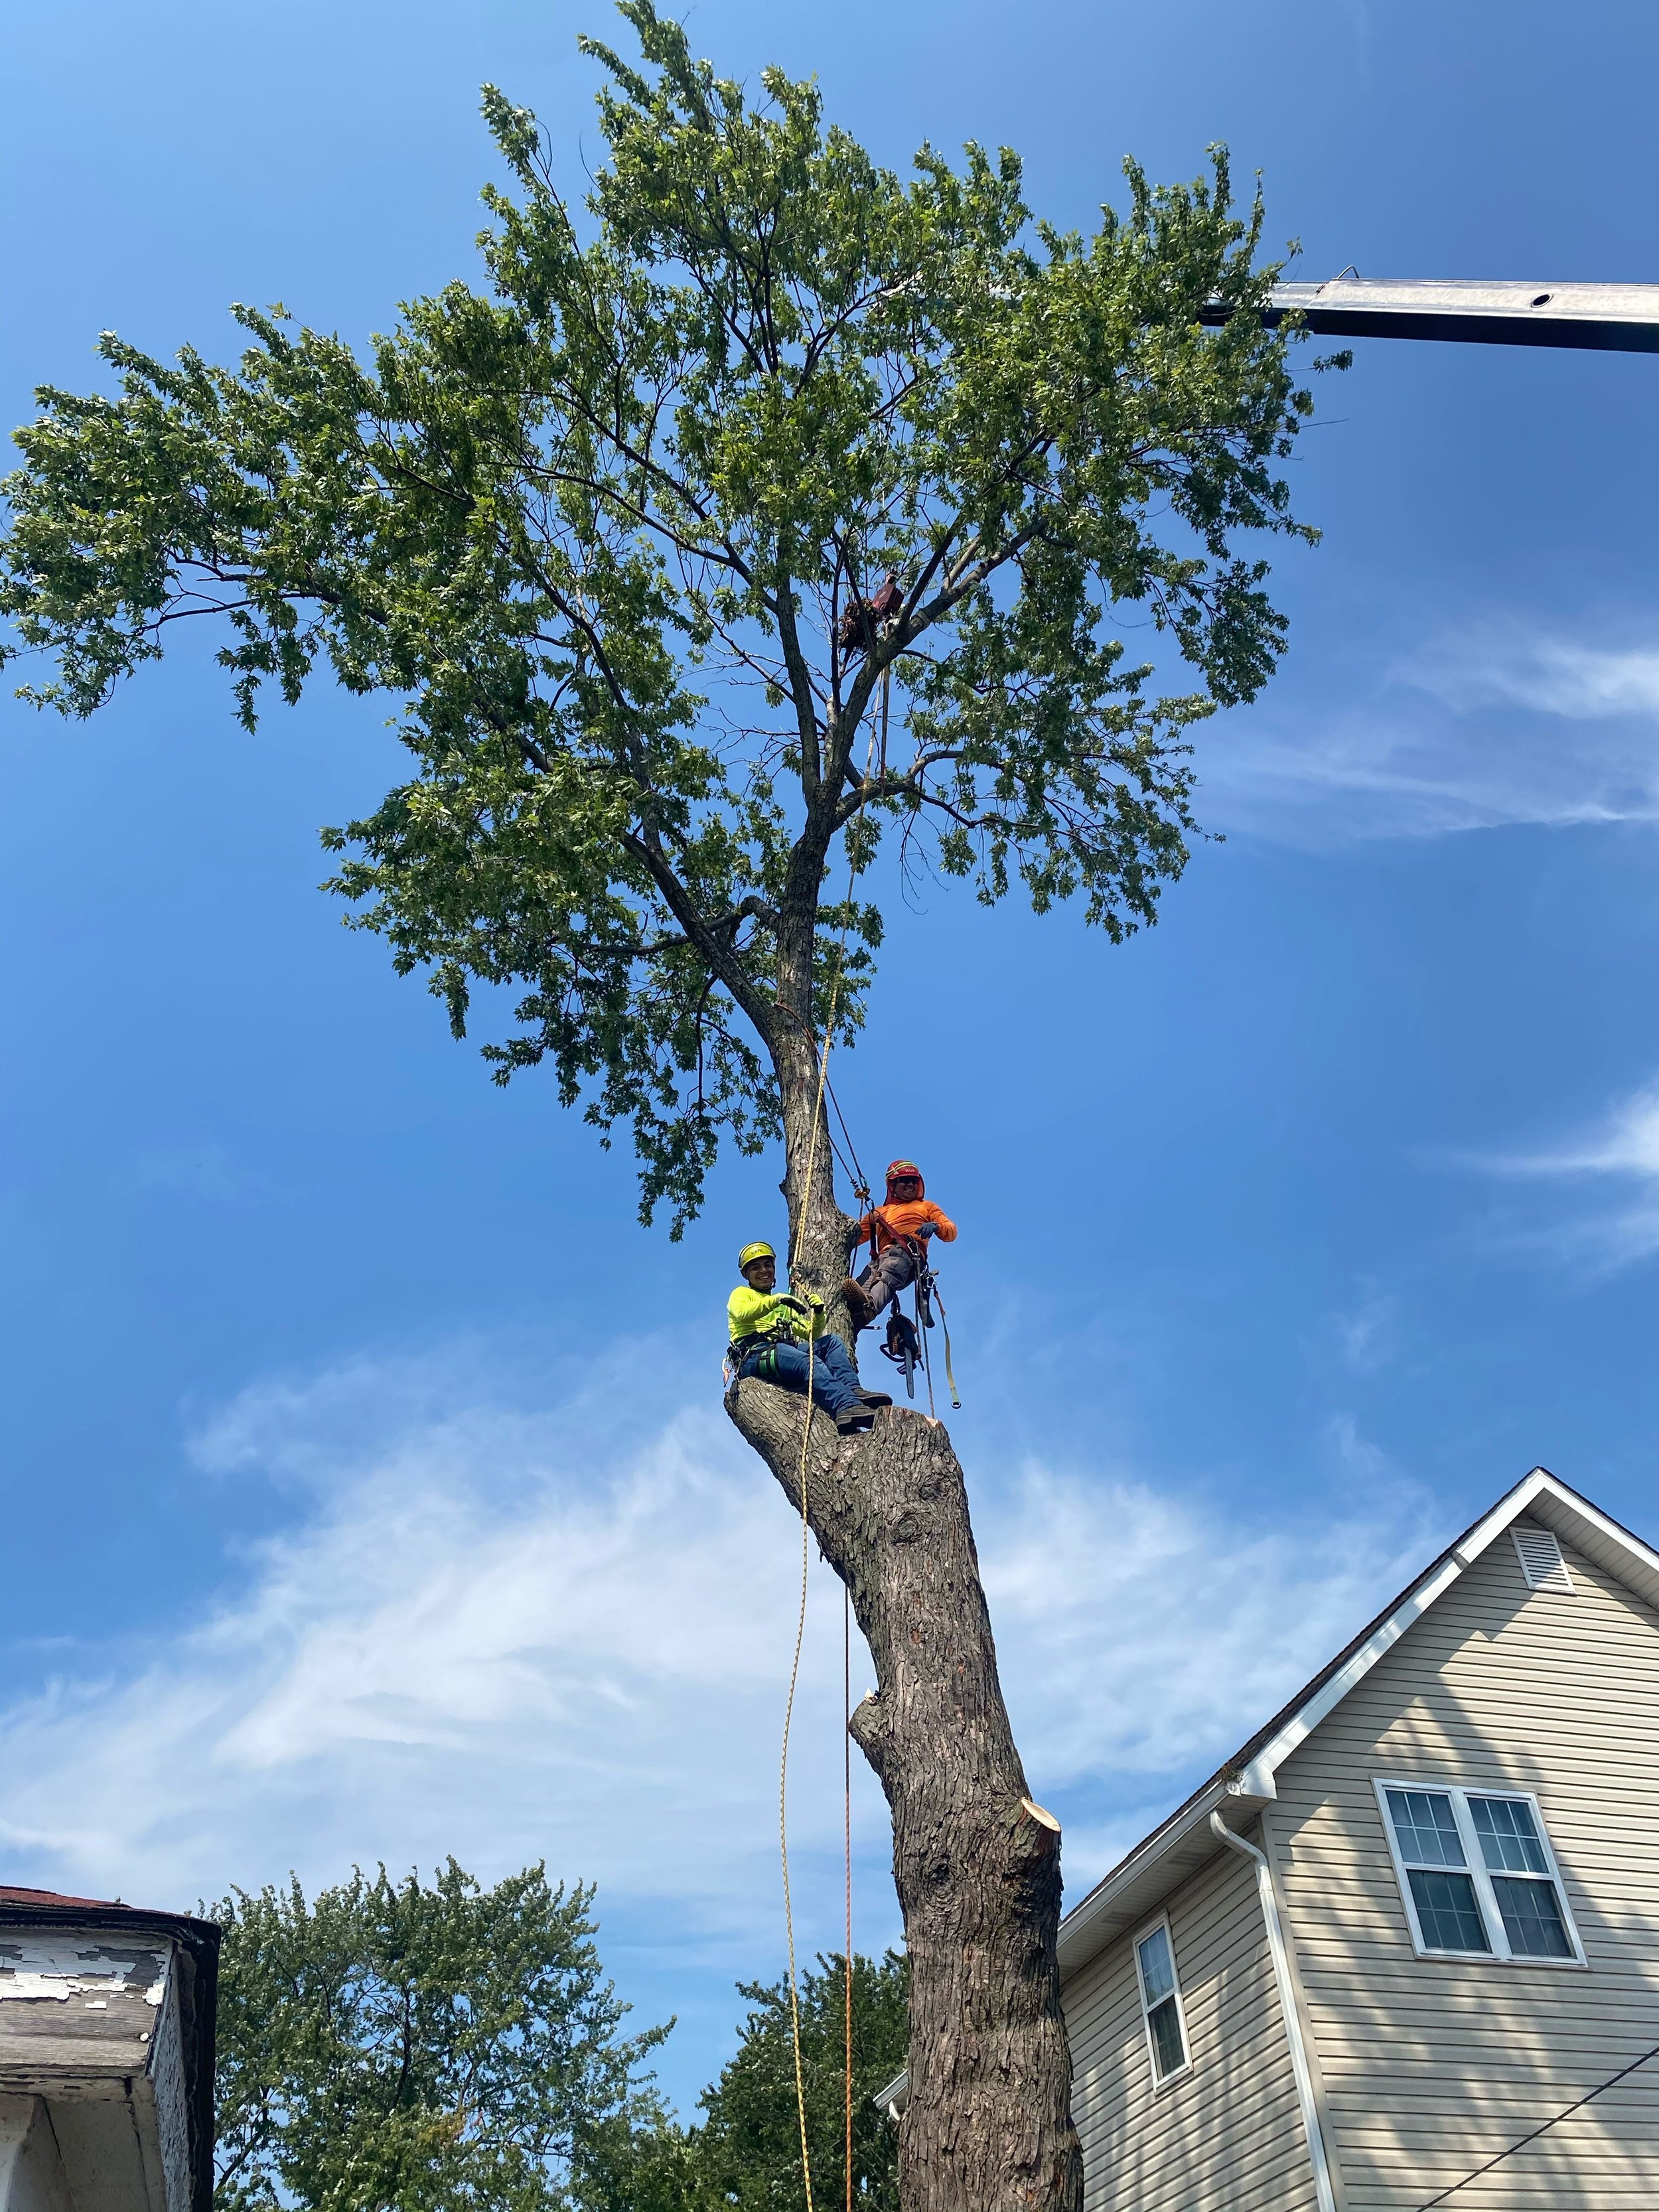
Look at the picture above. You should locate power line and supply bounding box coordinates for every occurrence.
[1413,2039,1659,2209]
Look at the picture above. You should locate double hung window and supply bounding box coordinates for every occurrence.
[1376,1781,1582,1964]
[1133,1919,1190,2083]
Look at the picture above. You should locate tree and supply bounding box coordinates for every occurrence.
[210,1860,668,2212]
[582,1952,906,2212]
[691,1952,907,2212]
[1,11,1334,2209]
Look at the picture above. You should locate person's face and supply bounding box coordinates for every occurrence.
[745,1257,777,1291]
[890,1176,921,1203]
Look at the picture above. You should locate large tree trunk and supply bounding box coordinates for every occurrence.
[727,1248,1083,2212]
[739,736,1081,2212]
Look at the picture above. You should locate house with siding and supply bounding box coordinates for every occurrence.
[1056,1465,1659,2210]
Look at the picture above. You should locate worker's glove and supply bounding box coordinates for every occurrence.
[915,1220,938,1237]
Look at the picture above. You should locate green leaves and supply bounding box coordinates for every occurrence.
[0,0,1335,1229]
[688,1953,907,2212]
[579,1952,908,2212]
[210,1862,668,2212]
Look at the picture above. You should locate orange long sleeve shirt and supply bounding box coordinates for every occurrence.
[856,1199,957,1256]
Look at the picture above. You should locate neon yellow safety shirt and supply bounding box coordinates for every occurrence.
[727,1285,827,1345]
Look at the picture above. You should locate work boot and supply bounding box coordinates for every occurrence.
[833,1404,875,1435]
[859,1389,893,1408]
[842,1278,878,1330]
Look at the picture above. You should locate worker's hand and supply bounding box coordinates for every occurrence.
[915,1220,938,1237]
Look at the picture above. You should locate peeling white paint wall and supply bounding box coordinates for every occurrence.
[0,1947,165,2008]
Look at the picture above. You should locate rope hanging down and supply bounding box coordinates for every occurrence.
[777,707,881,2212]
[843,1586,855,2212]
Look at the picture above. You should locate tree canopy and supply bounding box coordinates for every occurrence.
[0,0,1334,1234]
[210,1861,668,2212]
[583,1951,908,2212]
[208,1862,902,2212]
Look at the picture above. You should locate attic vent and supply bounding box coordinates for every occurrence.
[1512,1524,1573,1593]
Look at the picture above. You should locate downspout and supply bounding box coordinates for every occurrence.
[1210,1811,1338,2212]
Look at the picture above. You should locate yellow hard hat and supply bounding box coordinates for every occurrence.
[738,1240,776,1270]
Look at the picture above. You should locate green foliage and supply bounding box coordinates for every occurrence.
[582,1952,908,2212]
[210,1860,668,2212]
[690,1953,907,2212]
[0,0,1333,1230]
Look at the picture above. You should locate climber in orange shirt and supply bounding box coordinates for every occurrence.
[843,1159,957,1331]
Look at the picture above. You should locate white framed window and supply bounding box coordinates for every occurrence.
[1374,1779,1584,1966]
[1133,1914,1192,2085]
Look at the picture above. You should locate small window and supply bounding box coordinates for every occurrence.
[1376,1781,1583,1965]
[1134,1919,1190,2083]
[1511,1524,1573,1593]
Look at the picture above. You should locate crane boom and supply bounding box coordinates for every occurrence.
[1199,277,1659,353]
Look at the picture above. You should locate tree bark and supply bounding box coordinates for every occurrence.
[731,650,1081,2212]
[726,1380,1082,2212]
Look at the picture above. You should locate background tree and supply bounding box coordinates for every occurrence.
[2,9,1335,2209]
[211,1860,668,2212]
[693,1952,906,2212]
[582,1951,906,2212]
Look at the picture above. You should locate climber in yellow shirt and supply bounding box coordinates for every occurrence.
[727,1242,889,1434]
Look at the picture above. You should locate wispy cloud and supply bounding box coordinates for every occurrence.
[1475,1076,1659,1271]
[1325,1288,1398,1375]
[1206,625,1659,844]
[0,1339,1435,1941]
[1410,637,1659,721]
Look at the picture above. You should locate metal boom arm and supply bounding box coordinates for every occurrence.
[1199,277,1659,353]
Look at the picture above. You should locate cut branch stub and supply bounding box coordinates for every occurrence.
[727,1380,1082,2212]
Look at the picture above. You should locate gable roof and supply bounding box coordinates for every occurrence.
[1056,1466,1659,1978]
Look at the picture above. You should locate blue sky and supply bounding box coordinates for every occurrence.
[5,0,1659,2113]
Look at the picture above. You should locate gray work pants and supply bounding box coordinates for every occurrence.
[856,1242,916,1317]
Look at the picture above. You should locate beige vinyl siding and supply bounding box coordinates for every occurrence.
[1064,1820,1320,2211]
[1269,1519,1659,2209]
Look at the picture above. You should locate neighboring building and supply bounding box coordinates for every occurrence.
[874,1466,1659,2207]
[0,1892,218,2212]
[1059,1467,1659,2210]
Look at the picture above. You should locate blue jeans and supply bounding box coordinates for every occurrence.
[737,1331,863,1415]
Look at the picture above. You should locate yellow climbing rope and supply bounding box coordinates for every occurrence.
[777,935,844,2212]
[778,701,881,2212]
[844,1582,855,2212]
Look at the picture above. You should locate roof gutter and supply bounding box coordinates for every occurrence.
[1210,1813,1337,2212]
[1056,1773,1261,1977]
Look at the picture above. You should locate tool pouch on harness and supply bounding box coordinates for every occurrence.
[724,1319,808,1389]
